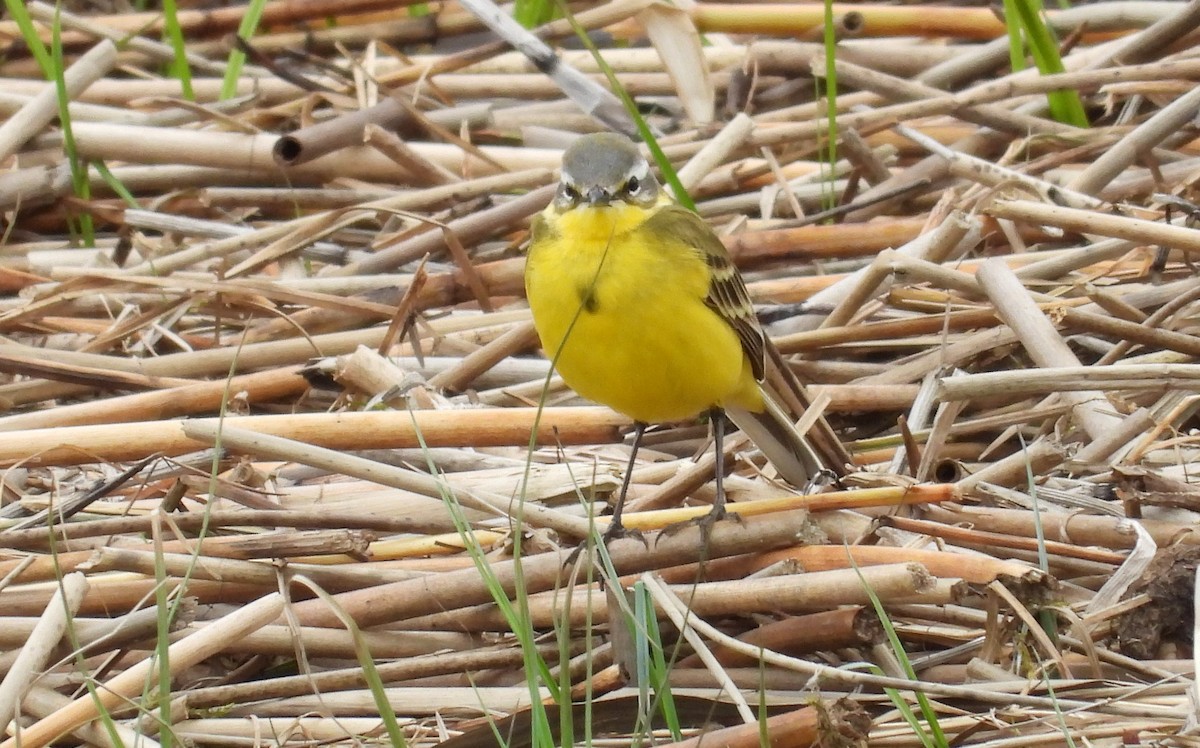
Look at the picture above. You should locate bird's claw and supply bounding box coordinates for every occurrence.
[603,522,648,549]
[562,522,649,568]
[660,506,742,544]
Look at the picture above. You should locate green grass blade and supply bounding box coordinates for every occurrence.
[3,0,53,71]
[555,588,575,746]
[1040,671,1079,748]
[1002,0,1027,73]
[221,0,270,100]
[638,582,682,740]
[149,345,249,745]
[93,160,138,208]
[849,662,936,748]
[153,518,175,748]
[514,0,557,29]
[46,7,93,246]
[632,581,652,735]
[295,581,408,746]
[161,0,194,100]
[1005,0,1088,127]
[408,409,560,747]
[821,0,838,211]
[1021,434,1061,645]
[1014,1,1087,126]
[849,552,948,748]
[47,532,127,746]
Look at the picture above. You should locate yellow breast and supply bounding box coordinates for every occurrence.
[524,202,762,423]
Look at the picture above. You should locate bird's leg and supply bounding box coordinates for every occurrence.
[659,408,739,545]
[698,407,734,530]
[603,420,646,542]
[711,408,728,520]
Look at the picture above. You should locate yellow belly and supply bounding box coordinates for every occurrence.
[525,203,762,423]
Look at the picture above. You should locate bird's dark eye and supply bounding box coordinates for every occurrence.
[562,184,580,202]
[624,176,640,194]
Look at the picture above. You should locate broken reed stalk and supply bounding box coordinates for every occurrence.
[925,504,1200,549]
[748,544,1041,585]
[976,259,1122,441]
[1,593,285,748]
[0,573,88,734]
[690,2,1182,39]
[939,365,1200,399]
[0,0,430,42]
[642,576,1178,718]
[175,621,475,659]
[180,421,597,538]
[21,687,151,748]
[677,607,883,666]
[60,121,555,180]
[656,702,843,748]
[24,1,235,78]
[987,199,1200,252]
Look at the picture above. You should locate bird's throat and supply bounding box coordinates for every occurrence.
[554,202,652,245]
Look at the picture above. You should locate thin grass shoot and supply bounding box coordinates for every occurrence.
[161,0,194,100]
[1002,0,1088,127]
[850,551,949,748]
[220,0,269,100]
[412,409,560,748]
[48,8,94,246]
[636,580,683,741]
[821,0,839,212]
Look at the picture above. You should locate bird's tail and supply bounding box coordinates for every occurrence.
[725,340,852,488]
[725,395,824,488]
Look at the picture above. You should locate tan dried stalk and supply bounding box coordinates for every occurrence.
[404,563,942,630]
[0,573,88,734]
[976,259,1123,440]
[5,1,1200,742]
[2,593,285,748]
[0,40,116,163]
[940,365,1200,400]
[0,406,627,466]
[988,198,1200,253]
[287,509,814,629]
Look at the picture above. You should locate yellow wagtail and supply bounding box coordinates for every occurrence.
[525,132,832,539]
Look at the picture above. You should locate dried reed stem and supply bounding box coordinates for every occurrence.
[0,573,88,734]
[0,407,628,466]
[0,40,116,163]
[976,259,1122,440]
[2,593,285,748]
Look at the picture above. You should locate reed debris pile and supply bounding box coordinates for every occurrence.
[1,1,1200,745]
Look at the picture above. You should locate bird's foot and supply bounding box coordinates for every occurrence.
[563,521,648,568]
[661,505,742,544]
[602,520,649,549]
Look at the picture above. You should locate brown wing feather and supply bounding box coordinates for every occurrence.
[641,205,766,381]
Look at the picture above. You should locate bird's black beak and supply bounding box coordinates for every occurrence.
[585,186,611,206]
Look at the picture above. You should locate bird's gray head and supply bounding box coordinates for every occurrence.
[555,132,661,211]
